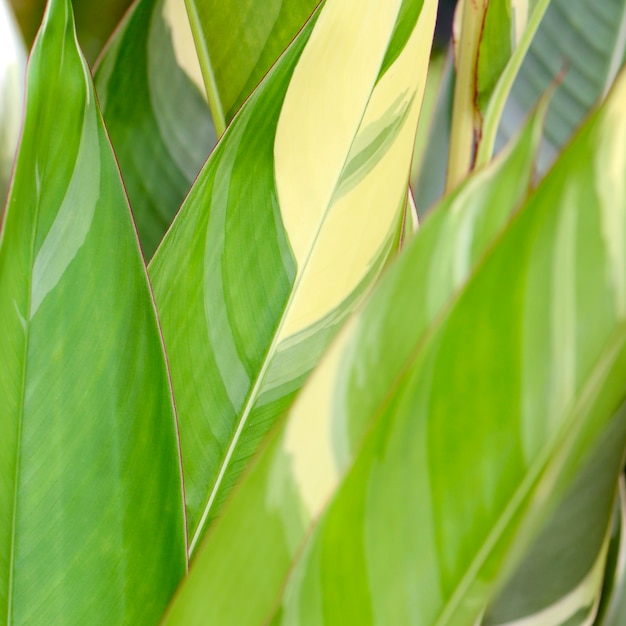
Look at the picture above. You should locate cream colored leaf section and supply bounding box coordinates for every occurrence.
[282,316,357,517]
[274,0,402,264]
[275,0,437,338]
[163,0,205,98]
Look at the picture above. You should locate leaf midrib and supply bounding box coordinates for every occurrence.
[188,44,392,556]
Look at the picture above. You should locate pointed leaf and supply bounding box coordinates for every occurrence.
[150,0,437,554]
[496,0,626,172]
[0,0,186,622]
[0,0,25,209]
[161,88,547,625]
[95,0,216,259]
[184,0,320,133]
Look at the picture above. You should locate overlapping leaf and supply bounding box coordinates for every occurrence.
[264,67,626,625]
[161,90,547,625]
[497,0,626,172]
[0,0,186,622]
[483,407,626,626]
[94,0,216,259]
[149,0,438,554]
[184,0,320,134]
[0,0,25,209]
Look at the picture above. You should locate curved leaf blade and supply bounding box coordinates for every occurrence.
[95,0,216,259]
[160,89,547,625]
[150,0,437,555]
[184,0,320,133]
[272,66,626,625]
[0,0,186,621]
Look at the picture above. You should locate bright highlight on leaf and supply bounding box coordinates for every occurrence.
[0,0,186,621]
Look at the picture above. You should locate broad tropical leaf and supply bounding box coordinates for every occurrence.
[496,0,626,172]
[265,66,626,625]
[0,0,186,622]
[184,0,320,134]
[95,0,216,259]
[0,0,25,208]
[482,406,626,626]
[149,0,438,555]
[161,91,547,625]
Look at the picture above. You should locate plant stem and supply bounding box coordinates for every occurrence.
[445,0,487,194]
[183,0,226,136]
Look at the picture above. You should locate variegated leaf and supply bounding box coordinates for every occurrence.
[149,0,438,554]
[265,63,626,626]
[160,86,547,625]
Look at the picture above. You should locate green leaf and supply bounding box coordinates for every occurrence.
[496,0,626,172]
[0,0,186,622]
[0,0,25,209]
[150,0,437,555]
[482,407,625,626]
[184,0,320,133]
[160,85,546,625]
[267,66,626,625]
[94,0,216,260]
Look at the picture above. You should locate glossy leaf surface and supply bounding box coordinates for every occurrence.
[0,0,25,208]
[497,0,626,172]
[184,0,320,134]
[162,89,546,625]
[95,0,216,259]
[0,0,186,622]
[150,0,437,555]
